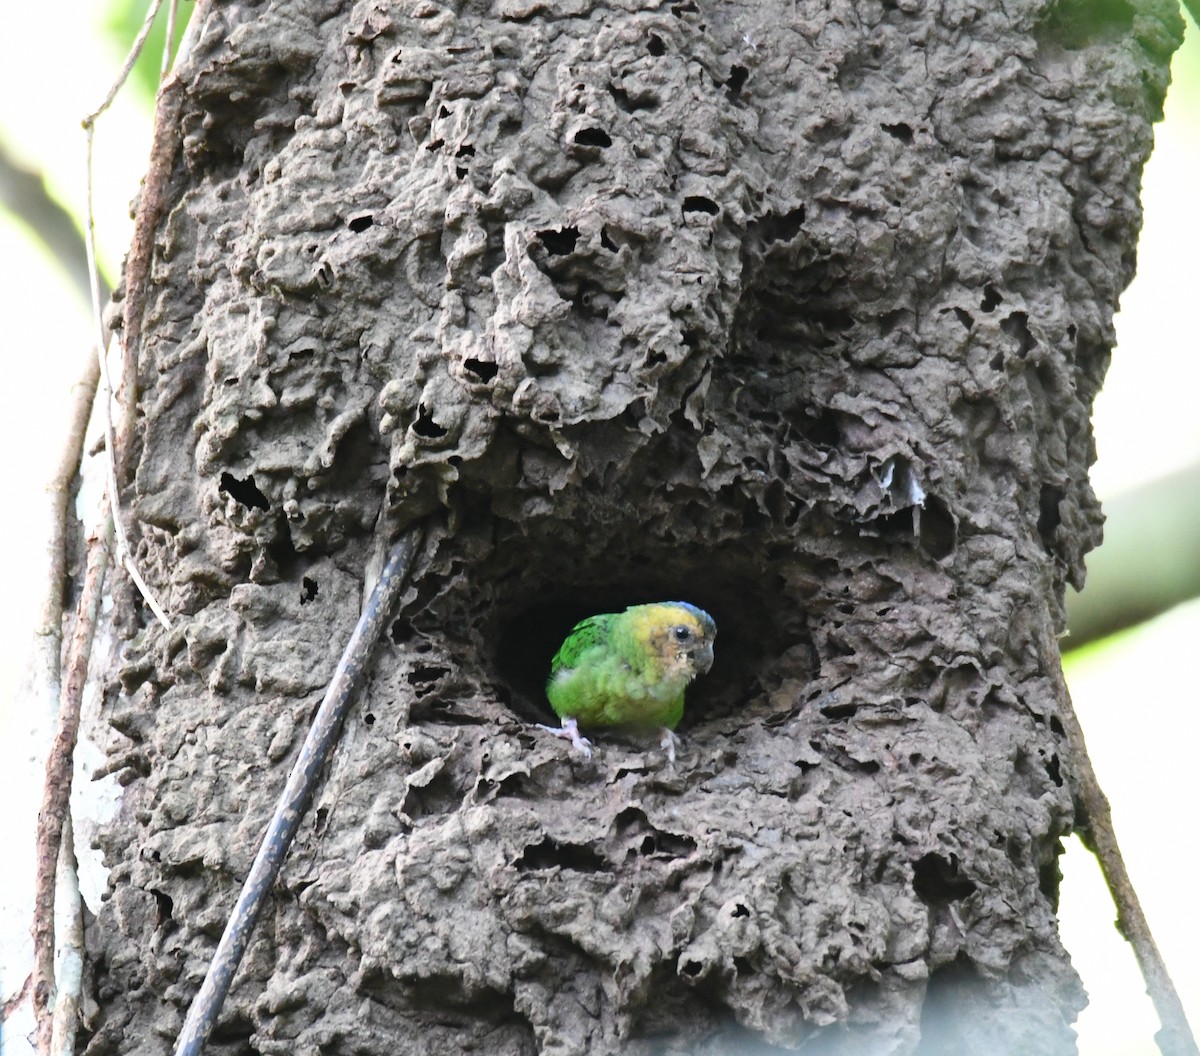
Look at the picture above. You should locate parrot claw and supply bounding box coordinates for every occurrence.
[536,718,594,760]
[659,727,681,765]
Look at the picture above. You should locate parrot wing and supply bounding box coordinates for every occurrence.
[549,613,616,676]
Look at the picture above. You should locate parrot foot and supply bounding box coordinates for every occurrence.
[659,727,681,764]
[536,718,594,760]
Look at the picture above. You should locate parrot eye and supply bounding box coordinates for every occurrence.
[673,625,692,642]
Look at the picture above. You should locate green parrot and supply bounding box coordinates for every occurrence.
[537,602,717,762]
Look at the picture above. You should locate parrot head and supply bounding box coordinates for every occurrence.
[631,601,717,685]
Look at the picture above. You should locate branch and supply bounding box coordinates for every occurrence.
[50,813,85,1056]
[112,73,184,482]
[1040,623,1199,1056]
[82,0,170,128]
[161,0,180,79]
[26,341,100,1054]
[30,4,202,1043]
[173,528,424,1056]
[80,0,198,633]
[82,128,172,631]
[31,507,113,1056]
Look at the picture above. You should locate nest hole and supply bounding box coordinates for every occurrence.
[486,540,810,733]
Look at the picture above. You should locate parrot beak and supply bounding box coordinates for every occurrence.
[695,642,714,674]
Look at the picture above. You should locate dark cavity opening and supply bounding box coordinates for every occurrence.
[918,495,957,560]
[487,538,809,734]
[219,471,270,511]
[573,127,612,148]
[536,226,580,255]
[413,403,448,439]
[515,837,608,873]
[1037,483,1064,546]
[682,195,720,217]
[463,357,499,383]
[725,64,749,100]
[1000,310,1038,357]
[300,576,318,604]
[881,121,913,143]
[912,852,977,904]
[759,206,806,244]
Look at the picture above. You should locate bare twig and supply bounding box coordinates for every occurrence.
[79,0,196,632]
[82,0,169,127]
[26,344,101,1053]
[31,345,101,732]
[50,813,85,1056]
[1040,624,1199,1056]
[173,529,424,1056]
[82,123,172,630]
[2,973,33,1023]
[114,73,184,479]
[32,508,113,1055]
[30,3,198,1048]
[161,0,180,78]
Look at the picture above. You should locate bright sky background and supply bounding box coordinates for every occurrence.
[0,4,1196,1055]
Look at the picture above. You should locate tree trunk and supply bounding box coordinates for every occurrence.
[84,1,1181,1053]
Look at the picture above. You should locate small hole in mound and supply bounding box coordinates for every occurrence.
[1037,483,1064,547]
[463,357,499,383]
[536,226,580,255]
[683,195,719,217]
[918,495,956,560]
[725,64,749,100]
[151,888,174,928]
[219,472,270,511]
[820,701,859,720]
[1045,753,1062,787]
[759,206,806,244]
[412,403,448,439]
[912,852,977,904]
[515,837,607,872]
[573,127,612,148]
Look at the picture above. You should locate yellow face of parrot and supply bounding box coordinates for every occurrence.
[627,602,717,687]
